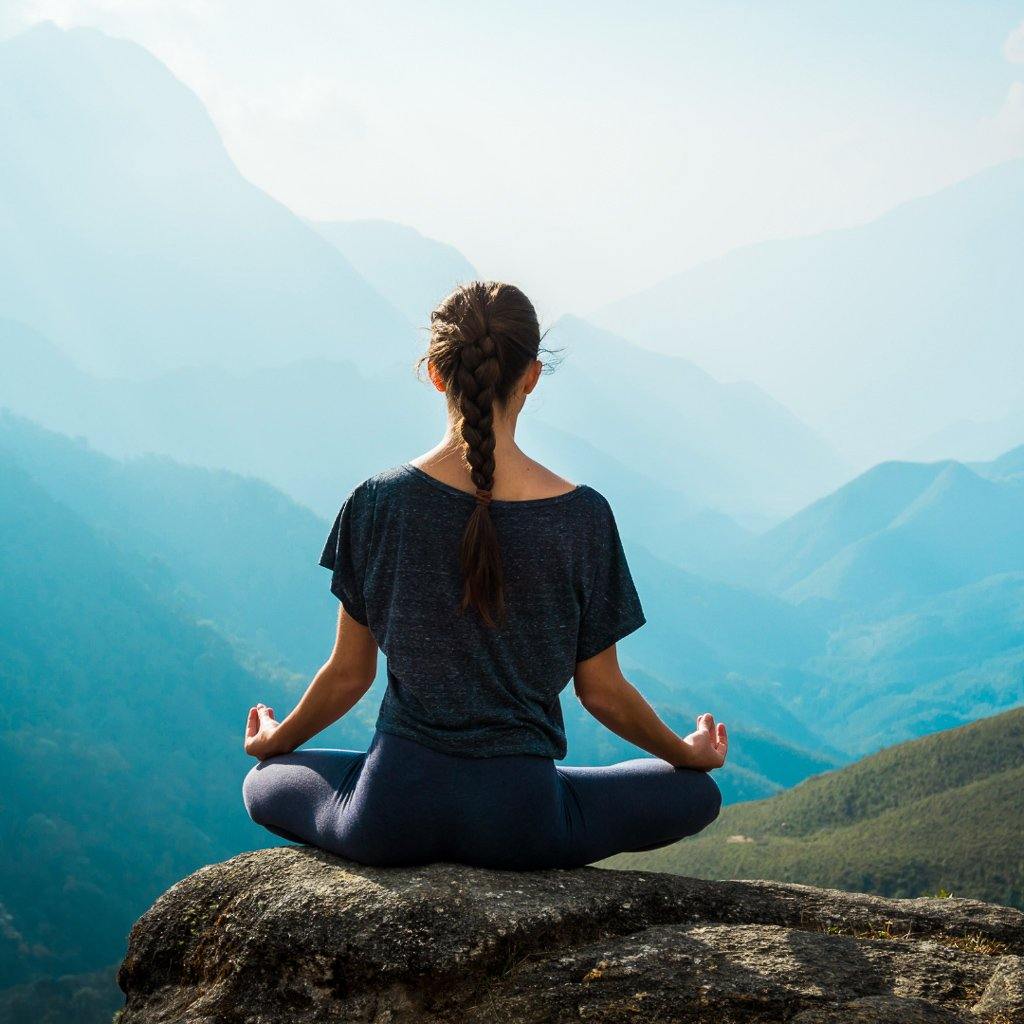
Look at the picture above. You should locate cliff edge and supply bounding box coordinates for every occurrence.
[117,846,1024,1023]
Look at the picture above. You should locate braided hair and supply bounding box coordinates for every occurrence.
[417,281,543,627]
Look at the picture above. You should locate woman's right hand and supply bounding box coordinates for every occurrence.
[677,712,728,770]
[244,703,286,760]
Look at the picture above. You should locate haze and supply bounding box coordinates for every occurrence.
[2,0,1022,319]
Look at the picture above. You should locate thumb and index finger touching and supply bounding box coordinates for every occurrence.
[246,703,276,738]
[697,711,729,753]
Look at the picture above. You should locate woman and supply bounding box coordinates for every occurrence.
[242,280,727,870]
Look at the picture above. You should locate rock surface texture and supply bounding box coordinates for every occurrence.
[117,847,1024,1023]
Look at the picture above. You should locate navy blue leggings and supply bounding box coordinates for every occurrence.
[243,729,722,870]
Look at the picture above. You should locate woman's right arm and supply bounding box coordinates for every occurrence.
[573,644,728,770]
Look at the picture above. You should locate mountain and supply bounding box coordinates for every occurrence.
[0,966,120,1024]
[528,315,846,519]
[0,315,440,517]
[733,456,1024,610]
[0,458,311,985]
[808,571,1024,751]
[0,412,842,789]
[786,463,1024,608]
[0,22,849,524]
[0,23,414,376]
[0,311,830,533]
[700,450,1024,751]
[312,219,479,327]
[606,707,1024,910]
[910,402,1024,464]
[974,443,1024,483]
[0,410,335,674]
[0,413,850,990]
[592,160,1024,465]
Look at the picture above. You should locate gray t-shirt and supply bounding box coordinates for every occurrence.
[318,462,646,759]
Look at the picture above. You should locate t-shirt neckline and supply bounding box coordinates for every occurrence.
[399,462,587,508]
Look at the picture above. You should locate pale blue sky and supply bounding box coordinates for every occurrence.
[3,1,1023,317]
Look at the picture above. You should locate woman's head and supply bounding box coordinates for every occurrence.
[417,280,543,628]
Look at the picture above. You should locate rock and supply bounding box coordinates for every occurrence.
[117,846,1024,1023]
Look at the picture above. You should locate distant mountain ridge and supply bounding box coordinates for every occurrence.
[527,315,846,519]
[0,411,842,786]
[730,453,1024,609]
[0,22,414,376]
[0,22,848,523]
[0,307,843,525]
[975,443,1024,482]
[911,403,1024,464]
[593,159,1024,465]
[312,218,479,327]
[607,706,1024,910]
[694,449,1024,752]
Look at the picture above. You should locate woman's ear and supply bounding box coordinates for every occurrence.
[523,358,542,395]
[427,360,446,393]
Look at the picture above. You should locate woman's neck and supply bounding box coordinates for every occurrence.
[414,417,576,501]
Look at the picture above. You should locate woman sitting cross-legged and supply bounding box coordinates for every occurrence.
[242,280,727,870]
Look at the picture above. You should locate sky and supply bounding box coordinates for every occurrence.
[2,0,1023,320]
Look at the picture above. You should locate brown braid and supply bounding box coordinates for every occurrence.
[415,281,547,627]
[457,332,499,494]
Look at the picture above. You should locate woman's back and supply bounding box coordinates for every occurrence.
[319,461,647,760]
[243,279,726,870]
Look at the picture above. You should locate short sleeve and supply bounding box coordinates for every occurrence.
[318,489,370,626]
[576,498,647,663]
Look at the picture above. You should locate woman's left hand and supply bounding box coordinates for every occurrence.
[244,703,285,760]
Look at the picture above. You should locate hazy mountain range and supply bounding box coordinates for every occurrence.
[910,399,1024,464]
[0,411,839,779]
[0,412,841,988]
[311,218,479,328]
[2,16,1023,1009]
[4,410,1022,989]
[0,22,848,521]
[728,452,1024,608]
[707,449,1024,751]
[1,456,285,986]
[593,159,1024,467]
[0,22,414,377]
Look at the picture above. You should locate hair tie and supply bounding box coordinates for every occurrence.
[475,488,493,507]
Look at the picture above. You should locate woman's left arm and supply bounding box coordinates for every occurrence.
[244,606,378,759]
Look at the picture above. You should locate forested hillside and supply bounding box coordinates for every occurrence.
[606,707,1024,910]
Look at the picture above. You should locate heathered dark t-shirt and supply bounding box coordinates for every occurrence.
[318,462,646,760]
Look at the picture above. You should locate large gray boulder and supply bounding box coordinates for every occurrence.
[117,846,1024,1023]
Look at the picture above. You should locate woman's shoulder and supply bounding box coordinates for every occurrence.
[335,464,409,497]
[363,463,410,493]
[561,480,610,512]
[325,466,400,518]
[337,462,451,514]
